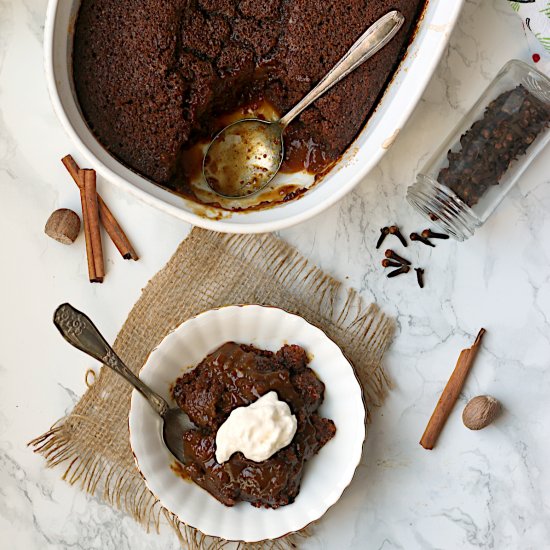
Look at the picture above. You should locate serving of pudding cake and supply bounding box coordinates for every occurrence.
[171,342,335,508]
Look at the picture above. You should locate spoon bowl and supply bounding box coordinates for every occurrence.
[204,119,283,198]
[53,303,193,465]
[202,10,405,198]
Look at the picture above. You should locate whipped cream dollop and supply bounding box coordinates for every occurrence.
[215,391,297,464]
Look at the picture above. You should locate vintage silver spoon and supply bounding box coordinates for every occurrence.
[203,10,405,198]
[53,303,193,465]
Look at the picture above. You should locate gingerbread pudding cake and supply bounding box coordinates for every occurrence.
[171,342,335,508]
[73,0,425,203]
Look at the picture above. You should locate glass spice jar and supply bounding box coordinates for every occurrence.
[407,59,550,241]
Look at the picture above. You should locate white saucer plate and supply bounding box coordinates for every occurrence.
[129,305,366,542]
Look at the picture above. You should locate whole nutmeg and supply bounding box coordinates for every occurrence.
[462,395,501,430]
[45,208,81,244]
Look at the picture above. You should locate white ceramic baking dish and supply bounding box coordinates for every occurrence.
[44,1,463,233]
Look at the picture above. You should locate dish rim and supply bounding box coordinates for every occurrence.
[44,0,464,233]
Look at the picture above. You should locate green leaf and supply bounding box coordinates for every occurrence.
[535,32,550,53]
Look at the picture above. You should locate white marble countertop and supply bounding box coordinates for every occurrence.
[2,1,550,548]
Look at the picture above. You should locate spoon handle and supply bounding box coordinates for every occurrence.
[53,303,169,417]
[278,10,405,129]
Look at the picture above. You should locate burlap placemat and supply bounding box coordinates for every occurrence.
[31,228,394,549]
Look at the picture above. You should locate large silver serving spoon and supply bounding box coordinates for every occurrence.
[53,303,193,465]
[203,10,405,198]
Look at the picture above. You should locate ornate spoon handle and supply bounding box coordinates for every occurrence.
[53,303,169,417]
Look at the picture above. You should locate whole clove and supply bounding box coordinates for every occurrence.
[385,249,412,265]
[415,267,425,288]
[382,259,402,268]
[410,232,435,247]
[376,227,390,249]
[387,265,410,278]
[389,225,408,247]
[421,229,449,240]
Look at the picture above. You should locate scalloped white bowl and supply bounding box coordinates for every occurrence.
[129,305,366,542]
[45,0,463,233]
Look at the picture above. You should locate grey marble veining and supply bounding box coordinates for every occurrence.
[1,0,550,549]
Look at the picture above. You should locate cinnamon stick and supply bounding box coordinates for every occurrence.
[97,198,138,260]
[81,169,105,283]
[420,328,486,450]
[61,155,139,260]
[78,171,98,282]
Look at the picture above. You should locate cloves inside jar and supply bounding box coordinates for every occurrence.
[407,60,550,241]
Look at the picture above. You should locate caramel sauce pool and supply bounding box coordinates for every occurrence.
[171,460,191,481]
[175,98,333,196]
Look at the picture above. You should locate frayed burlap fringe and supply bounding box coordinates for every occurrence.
[30,228,394,549]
